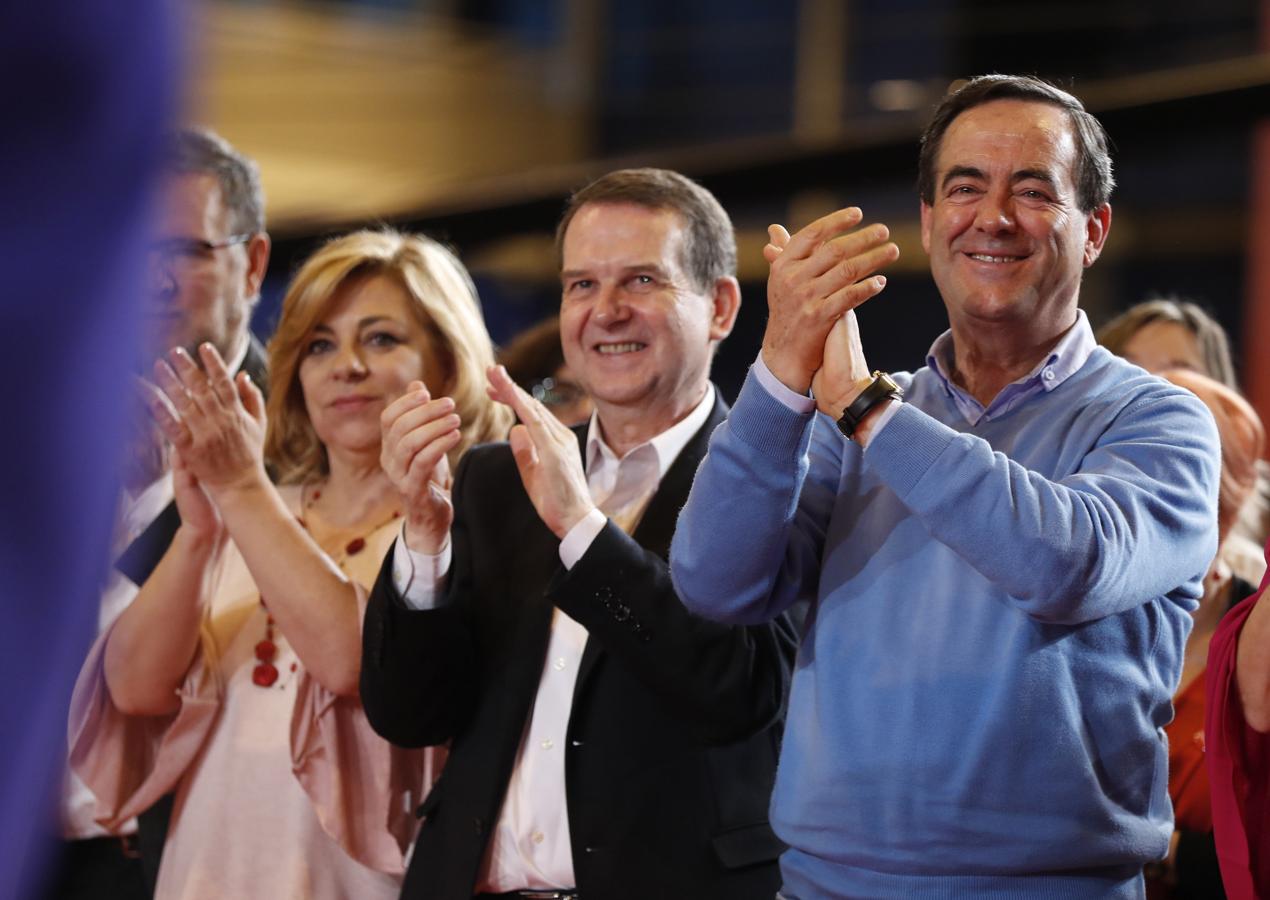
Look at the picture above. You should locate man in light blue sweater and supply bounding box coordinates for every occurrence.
[670,75,1221,898]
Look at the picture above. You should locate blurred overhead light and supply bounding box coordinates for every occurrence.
[868,79,928,112]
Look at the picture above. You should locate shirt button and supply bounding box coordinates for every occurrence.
[553,657,567,670]
[532,831,545,845]
[541,739,554,750]
[1042,369,1056,381]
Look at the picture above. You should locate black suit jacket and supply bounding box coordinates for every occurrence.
[361,393,796,900]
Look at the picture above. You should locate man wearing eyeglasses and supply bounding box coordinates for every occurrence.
[145,129,271,382]
[47,128,270,900]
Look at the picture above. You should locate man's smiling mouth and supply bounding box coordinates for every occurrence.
[966,253,1026,264]
[596,342,647,355]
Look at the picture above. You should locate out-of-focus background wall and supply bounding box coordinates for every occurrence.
[189,0,1270,423]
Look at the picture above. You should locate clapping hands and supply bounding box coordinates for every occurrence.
[140,343,268,536]
[761,208,899,417]
[379,381,460,554]
[486,365,595,540]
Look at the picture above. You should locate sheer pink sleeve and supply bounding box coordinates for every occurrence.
[66,622,222,830]
[291,581,444,874]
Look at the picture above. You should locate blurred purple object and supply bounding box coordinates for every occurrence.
[0,3,178,898]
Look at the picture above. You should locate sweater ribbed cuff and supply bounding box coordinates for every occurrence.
[726,366,817,464]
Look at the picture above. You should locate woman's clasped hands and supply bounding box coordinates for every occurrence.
[140,343,269,536]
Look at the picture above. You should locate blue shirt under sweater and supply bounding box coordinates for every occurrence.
[670,338,1220,899]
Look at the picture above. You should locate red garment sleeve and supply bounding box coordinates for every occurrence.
[1205,564,1270,900]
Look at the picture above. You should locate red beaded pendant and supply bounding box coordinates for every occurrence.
[248,504,400,689]
[253,598,279,687]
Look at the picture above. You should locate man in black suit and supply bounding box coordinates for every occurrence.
[362,167,796,900]
[47,128,270,900]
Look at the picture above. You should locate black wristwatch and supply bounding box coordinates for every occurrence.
[836,371,902,439]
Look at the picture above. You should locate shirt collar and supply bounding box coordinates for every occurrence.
[224,332,251,378]
[925,309,1096,423]
[585,384,716,478]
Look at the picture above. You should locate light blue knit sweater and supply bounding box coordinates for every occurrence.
[671,347,1220,899]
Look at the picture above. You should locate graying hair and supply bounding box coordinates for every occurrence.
[555,168,736,292]
[162,128,266,234]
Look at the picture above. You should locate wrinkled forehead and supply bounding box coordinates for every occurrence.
[156,172,230,238]
[561,201,688,272]
[937,99,1079,184]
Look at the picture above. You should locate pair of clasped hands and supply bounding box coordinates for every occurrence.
[761,207,901,421]
[140,345,268,542]
[383,206,900,555]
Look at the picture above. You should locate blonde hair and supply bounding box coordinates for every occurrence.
[1161,368,1265,545]
[264,229,512,484]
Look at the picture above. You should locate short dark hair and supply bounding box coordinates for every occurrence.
[554,167,736,292]
[161,128,266,235]
[918,75,1114,214]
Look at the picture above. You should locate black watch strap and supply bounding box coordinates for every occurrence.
[836,371,902,439]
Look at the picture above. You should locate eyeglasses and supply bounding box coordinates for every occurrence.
[148,233,254,271]
[530,377,586,408]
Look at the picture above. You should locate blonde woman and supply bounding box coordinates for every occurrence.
[70,230,511,899]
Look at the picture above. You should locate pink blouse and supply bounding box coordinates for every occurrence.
[68,492,442,899]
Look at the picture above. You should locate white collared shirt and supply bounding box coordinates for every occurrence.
[392,386,716,891]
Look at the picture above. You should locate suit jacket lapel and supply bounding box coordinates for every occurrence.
[115,500,181,586]
[629,393,726,557]
[573,391,728,691]
[571,423,604,687]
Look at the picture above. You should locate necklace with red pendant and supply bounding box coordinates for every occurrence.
[251,484,400,689]
[252,601,284,687]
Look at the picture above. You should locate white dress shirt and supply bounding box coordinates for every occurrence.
[391,386,716,891]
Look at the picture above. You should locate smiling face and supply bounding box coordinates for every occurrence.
[298,272,439,457]
[559,202,737,435]
[920,99,1110,340]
